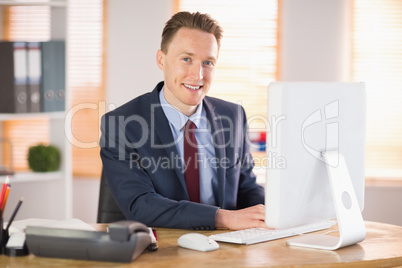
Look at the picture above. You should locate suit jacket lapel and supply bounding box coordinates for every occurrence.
[149,83,188,197]
[203,97,227,208]
[149,84,229,205]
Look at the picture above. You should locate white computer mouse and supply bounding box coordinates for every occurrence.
[177,233,219,252]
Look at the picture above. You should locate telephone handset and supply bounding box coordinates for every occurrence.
[108,220,149,242]
[25,220,153,263]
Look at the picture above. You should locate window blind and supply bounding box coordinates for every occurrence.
[68,0,105,177]
[176,0,279,129]
[352,0,402,178]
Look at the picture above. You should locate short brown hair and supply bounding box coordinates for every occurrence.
[161,11,223,53]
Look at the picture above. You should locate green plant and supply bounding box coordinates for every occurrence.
[28,144,61,172]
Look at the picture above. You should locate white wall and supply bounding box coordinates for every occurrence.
[105,0,172,108]
[73,0,402,226]
[73,178,100,222]
[280,0,350,81]
[363,185,402,225]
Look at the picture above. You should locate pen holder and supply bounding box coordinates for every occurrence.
[0,227,10,255]
[0,211,7,254]
[0,200,28,256]
[0,226,29,256]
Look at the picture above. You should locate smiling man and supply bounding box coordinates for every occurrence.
[100,11,265,230]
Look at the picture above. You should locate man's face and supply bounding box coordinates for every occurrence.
[156,27,219,116]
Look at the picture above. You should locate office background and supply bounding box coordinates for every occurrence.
[71,0,402,225]
[1,0,400,225]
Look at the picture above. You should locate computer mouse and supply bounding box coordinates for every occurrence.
[177,233,219,252]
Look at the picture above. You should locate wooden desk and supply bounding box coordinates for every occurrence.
[1,221,401,267]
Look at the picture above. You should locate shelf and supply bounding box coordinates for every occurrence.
[0,111,65,121]
[0,171,63,183]
[0,0,71,220]
[0,1,66,7]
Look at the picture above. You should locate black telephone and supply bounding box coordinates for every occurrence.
[25,221,152,263]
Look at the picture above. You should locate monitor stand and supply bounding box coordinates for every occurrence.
[286,150,366,250]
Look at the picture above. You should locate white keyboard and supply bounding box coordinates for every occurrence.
[209,220,336,245]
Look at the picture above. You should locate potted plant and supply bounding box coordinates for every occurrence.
[27,144,61,172]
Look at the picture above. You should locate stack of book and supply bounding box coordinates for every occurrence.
[0,41,65,113]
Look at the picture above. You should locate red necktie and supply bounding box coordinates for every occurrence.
[183,120,200,202]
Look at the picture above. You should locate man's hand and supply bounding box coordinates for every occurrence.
[214,204,268,230]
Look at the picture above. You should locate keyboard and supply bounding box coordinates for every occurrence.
[209,220,336,245]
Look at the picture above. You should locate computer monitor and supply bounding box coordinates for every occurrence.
[265,82,366,250]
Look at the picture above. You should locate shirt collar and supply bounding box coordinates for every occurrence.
[159,87,205,131]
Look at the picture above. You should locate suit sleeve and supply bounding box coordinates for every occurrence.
[100,113,219,230]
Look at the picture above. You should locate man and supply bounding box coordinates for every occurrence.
[100,11,265,230]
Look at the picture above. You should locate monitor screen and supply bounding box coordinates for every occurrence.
[265,82,366,229]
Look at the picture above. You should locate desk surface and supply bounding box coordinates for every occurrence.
[1,221,402,267]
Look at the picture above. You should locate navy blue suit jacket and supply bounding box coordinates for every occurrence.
[100,82,264,229]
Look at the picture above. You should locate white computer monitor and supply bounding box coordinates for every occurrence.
[265,82,366,250]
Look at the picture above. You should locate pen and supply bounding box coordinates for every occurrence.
[5,197,23,233]
[0,176,10,210]
[1,185,10,217]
